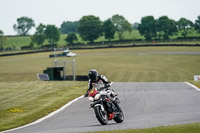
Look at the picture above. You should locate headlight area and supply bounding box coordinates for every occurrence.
[88,97,94,102]
[88,94,100,102]
[94,94,101,100]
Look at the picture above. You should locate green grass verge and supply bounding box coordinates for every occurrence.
[85,123,200,133]
[0,46,200,131]
[190,81,200,88]
[0,81,86,131]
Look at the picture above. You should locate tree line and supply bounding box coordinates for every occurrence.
[0,14,200,50]
[61,15,200,42]
[138,16,200,40]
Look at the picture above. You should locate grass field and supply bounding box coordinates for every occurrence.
[5,31,143,49]
[74,47,200,82]
[5,30,200,49]
[0,46,200,131]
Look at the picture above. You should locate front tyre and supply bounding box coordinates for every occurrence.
[94,106,108,125]
[114,110,124,123]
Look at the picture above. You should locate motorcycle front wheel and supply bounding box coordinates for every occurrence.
[114,110,124,123]
[94,106,108,125]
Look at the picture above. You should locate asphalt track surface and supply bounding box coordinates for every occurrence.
[4,82,200,133]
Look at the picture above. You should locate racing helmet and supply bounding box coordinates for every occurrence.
[88,69,98,80]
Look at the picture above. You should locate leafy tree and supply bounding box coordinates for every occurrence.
[13,16,35,35]
[138,16,157,40]
[60,21,78,34]
[157,16,177,39]
[45,25,60,46]
[0,30,6,50]
[177,18,193,38]
[132,22,139,30]
[111,14,132,40]
[32,23,46,46]
[29,41,34,49]
[78,15,102,43]
[103,19,116,41]
[65,32,78,45]
[194,16,200,33]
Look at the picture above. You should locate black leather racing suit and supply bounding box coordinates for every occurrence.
[85,74,121,111]
[86,74,110,93]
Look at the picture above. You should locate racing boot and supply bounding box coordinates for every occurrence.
[113,98,121,111]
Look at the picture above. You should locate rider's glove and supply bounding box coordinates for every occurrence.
[104,84,110,88]
[84,92,89,97]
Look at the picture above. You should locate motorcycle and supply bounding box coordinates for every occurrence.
[87,82,124,125]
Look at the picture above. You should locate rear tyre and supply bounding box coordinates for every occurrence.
[114,110,124,123]
[94,106,108,125]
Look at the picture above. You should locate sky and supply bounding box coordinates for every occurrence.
[0,0,200,35]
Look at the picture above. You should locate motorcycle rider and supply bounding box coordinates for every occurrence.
[84,69,121,111]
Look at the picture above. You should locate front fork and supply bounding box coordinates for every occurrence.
[94,104,105,112]
[91,100,107,114]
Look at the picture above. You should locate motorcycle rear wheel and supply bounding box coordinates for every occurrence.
[94,106,108,125]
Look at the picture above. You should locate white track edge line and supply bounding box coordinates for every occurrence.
[184,82,200,91]
[1,95,84,133]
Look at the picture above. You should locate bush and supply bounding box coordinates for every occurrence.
[21,46,32,50]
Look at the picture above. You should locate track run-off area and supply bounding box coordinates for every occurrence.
[2,82,200,133]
